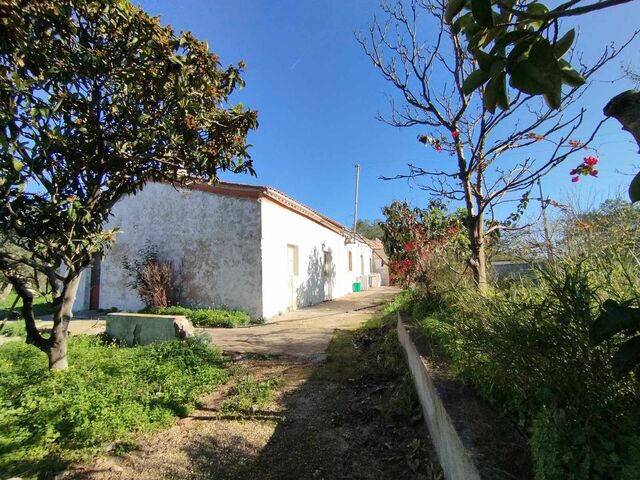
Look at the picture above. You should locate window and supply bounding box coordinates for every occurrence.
[348,251,353,271]
[360,255,364,275]
[324,250,332,275]
[287,244,299,276]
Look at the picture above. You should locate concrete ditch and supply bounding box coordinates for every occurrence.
[396,312,533,480]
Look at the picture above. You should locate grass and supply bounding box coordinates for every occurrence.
[0,335,232,479]
[220,375,283,415]
[145,305,253,328]
[321,314,421,419]
[0,321,27,337]
[0,291,54,320]
[401,268,640,480]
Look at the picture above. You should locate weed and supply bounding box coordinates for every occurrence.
[0,336,231,478]
[220,375,283,415]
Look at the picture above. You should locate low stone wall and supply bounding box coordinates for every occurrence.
[397,314,481,480]
[106,313,194,346]
[397,313,533,480]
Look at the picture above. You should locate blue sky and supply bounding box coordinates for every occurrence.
[138,0,640,227]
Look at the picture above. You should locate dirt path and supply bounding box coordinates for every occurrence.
[203,286,400,361]
[65,305,442,480]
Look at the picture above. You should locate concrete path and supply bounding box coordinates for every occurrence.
[202,286,400,361]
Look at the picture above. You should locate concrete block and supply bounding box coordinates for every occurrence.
[106,313,194,346]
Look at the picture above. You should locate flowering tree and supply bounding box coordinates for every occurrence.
[381,200,467,287]
[359,0,633,292]
[0,0,258,369]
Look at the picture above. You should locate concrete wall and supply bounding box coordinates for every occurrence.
[260,198,373,319]
[77,183,263,317]
[397,315,481,480]
[106,313,194,346]
[74,182,375,320]
[372,252,390,286]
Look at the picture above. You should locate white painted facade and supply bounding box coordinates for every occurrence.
[75,181,374,320]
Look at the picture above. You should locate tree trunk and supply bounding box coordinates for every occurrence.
[9,272,81,370]
[48,275,81,370]
[468,220,488,294]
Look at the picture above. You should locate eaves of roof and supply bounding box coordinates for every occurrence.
[184,180,362,241]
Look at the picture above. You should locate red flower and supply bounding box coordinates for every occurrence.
[590,170,598,177]
[572,176,580,183]
[435,144,442,152]
[403,242,415,252]
[451,129,459,139]
[584,155,598,166]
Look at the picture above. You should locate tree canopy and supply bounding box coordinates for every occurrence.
[356,219,384,240]
[0,0,258,368]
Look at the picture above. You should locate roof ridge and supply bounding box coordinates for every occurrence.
[185,180,358,238]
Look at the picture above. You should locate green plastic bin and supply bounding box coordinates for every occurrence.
[352,282,361,292]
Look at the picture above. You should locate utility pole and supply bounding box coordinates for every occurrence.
[353,163,360,237]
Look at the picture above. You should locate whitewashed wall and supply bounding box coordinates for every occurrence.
[75,183,374,320]
[260,198,372,319]
[372,253,390,286]
[74,270,90,312]
[76,183,263,317]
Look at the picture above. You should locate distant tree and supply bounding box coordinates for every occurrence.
[358,0,630,292]
[0,0,258,369]
[356,219,385,240]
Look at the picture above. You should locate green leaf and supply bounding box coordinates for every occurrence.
[462,69,491,94]
[613,336,640,378]
[528,39,562,91]
[507,38,563,100]
[451,12,475,35]
[12,158,23,172]
[553,29,575,58]
[484,77,498,113]
[543,89,561,109]
[559,61,586,87]
[591,300,640,345]
[495,72,509,110]
[629,170,640,203]
[474,49,497,72]
[471,0,494,27]
[526,3,549,29]
[561,69,585,87]
[508,60,547,95]
[445,0,466,24]
[494,30,534,52]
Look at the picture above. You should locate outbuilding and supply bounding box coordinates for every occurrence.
[74,181,375,320]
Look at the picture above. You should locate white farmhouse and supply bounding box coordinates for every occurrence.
[74,181,375,320]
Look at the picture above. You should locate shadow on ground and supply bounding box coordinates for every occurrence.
[68,317,442,480]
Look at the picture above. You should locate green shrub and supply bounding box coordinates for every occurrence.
[0,336,231,478]
[383,289,416,315]
[147,305,251,328]
[411,257,640,479]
